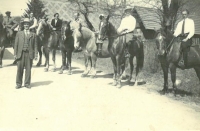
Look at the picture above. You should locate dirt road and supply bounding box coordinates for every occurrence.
[0,48,200,131]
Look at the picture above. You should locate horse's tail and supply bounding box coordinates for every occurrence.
[137,42,144,70]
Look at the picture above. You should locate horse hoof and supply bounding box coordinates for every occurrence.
[121,75,127,80]
[59,70,63,74]
[36,63,41,67]
[160,89,168,95]
[52,68,56,72]
[67,71,72,75]
[117,84,122,88]
[90,75,96,79]
[112,81,117,86]
[81,74,87,77]
[44,68,48,72]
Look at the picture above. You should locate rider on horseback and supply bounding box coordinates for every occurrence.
[117,8,136,58]
[173,9,195,68]
[29,12,38,33]
[3,11,18,44]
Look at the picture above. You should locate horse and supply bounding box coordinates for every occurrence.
[36,19,60,72]
[98,16,144,87]
[126,36,144,85]
[0,21,9,68]
[59,21,74,75]
[155,29,200,95]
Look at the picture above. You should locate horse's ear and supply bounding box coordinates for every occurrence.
[106,15,110,21]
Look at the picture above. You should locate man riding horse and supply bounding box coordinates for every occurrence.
[3,11,18,45]
[117,8,137,58]
[29,12,38,33]
[173,9,195,68]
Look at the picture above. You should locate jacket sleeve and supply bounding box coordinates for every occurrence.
[51,19,54,27]
[14,32,19,56]
[11,18,18,29]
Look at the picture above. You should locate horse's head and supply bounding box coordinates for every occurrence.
[61,21,72,41]
[36,19,50,36]
[98,15,110,40]
[155,29,167,56]
[72,28,82,49]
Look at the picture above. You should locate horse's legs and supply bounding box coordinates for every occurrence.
[170,64,177,95]
[121,58,128,80]
[194,66,200,83]
[82,54,90,77]
[36,45,42,66]
[161,63,169,94]
[43,47,49,72]
[134,56,143,86]
[59,50,66,74]
[0,46,5,68]
[128,56,134,84]
[52,49,56,72]
[66,50,73,75]
[116,56,122,88]
[90,53,97,78]
[110,56,117,86]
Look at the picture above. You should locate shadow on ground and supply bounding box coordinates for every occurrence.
[32,81,53,87]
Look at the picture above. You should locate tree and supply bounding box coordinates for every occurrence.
[68,0,97,31]
[23,0,46,20]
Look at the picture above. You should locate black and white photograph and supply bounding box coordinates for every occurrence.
[0,0,200,130]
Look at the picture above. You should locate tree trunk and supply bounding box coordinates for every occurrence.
[83,13,95,32]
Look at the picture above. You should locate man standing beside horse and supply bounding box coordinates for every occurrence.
[14,18,38,89]
[173,9,195,68]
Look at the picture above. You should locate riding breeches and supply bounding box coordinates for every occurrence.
[6,28,14,38]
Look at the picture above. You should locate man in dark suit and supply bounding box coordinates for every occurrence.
[14,18,38,89]
[51,13,62,31]
[50,13,62,48]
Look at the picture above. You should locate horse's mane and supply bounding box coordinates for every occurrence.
[108,21,118,36]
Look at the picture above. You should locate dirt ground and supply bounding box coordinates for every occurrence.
[0,48,200,131]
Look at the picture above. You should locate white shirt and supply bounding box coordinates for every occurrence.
[117,15,136,34]
[55,19,57,25]
[174,18,195,39]
[24,29,30,36]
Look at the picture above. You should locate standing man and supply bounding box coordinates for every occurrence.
[14,18,38,89]
[117,8,136,57]
[173,9,195,68]
[29,12,38,33]
[74,12,83,31]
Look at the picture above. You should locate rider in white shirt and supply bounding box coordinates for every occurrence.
[173,9,195,68]
[117,8,137,57]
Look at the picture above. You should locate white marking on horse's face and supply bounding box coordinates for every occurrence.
[73,29,81,49]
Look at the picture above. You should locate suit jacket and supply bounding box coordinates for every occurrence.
[51,18,62,31]
[14,31,38,59]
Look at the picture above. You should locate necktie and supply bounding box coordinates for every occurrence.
[181,19,185,35]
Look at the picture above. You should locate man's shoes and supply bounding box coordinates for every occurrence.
[25,85,31,89]
[15,85,21,89]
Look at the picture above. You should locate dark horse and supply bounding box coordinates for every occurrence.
[0,21,8,68]
[98,16,144,87]
[155,29,200,95]
[59,21,74,75]
[36,19,60,72]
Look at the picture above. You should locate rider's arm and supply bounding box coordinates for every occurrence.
[173,21,181,37]
[11,19,18,29]
[30,18,38,29]
[186,19,195,40]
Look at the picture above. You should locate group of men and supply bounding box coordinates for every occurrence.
[1,7,195,89]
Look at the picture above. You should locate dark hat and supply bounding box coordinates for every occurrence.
[5,11,11,14]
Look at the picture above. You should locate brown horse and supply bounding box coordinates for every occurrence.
[59,21,74,75]
[36,19,60,72]
[155,29,200,95]
[98,16,144,87]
